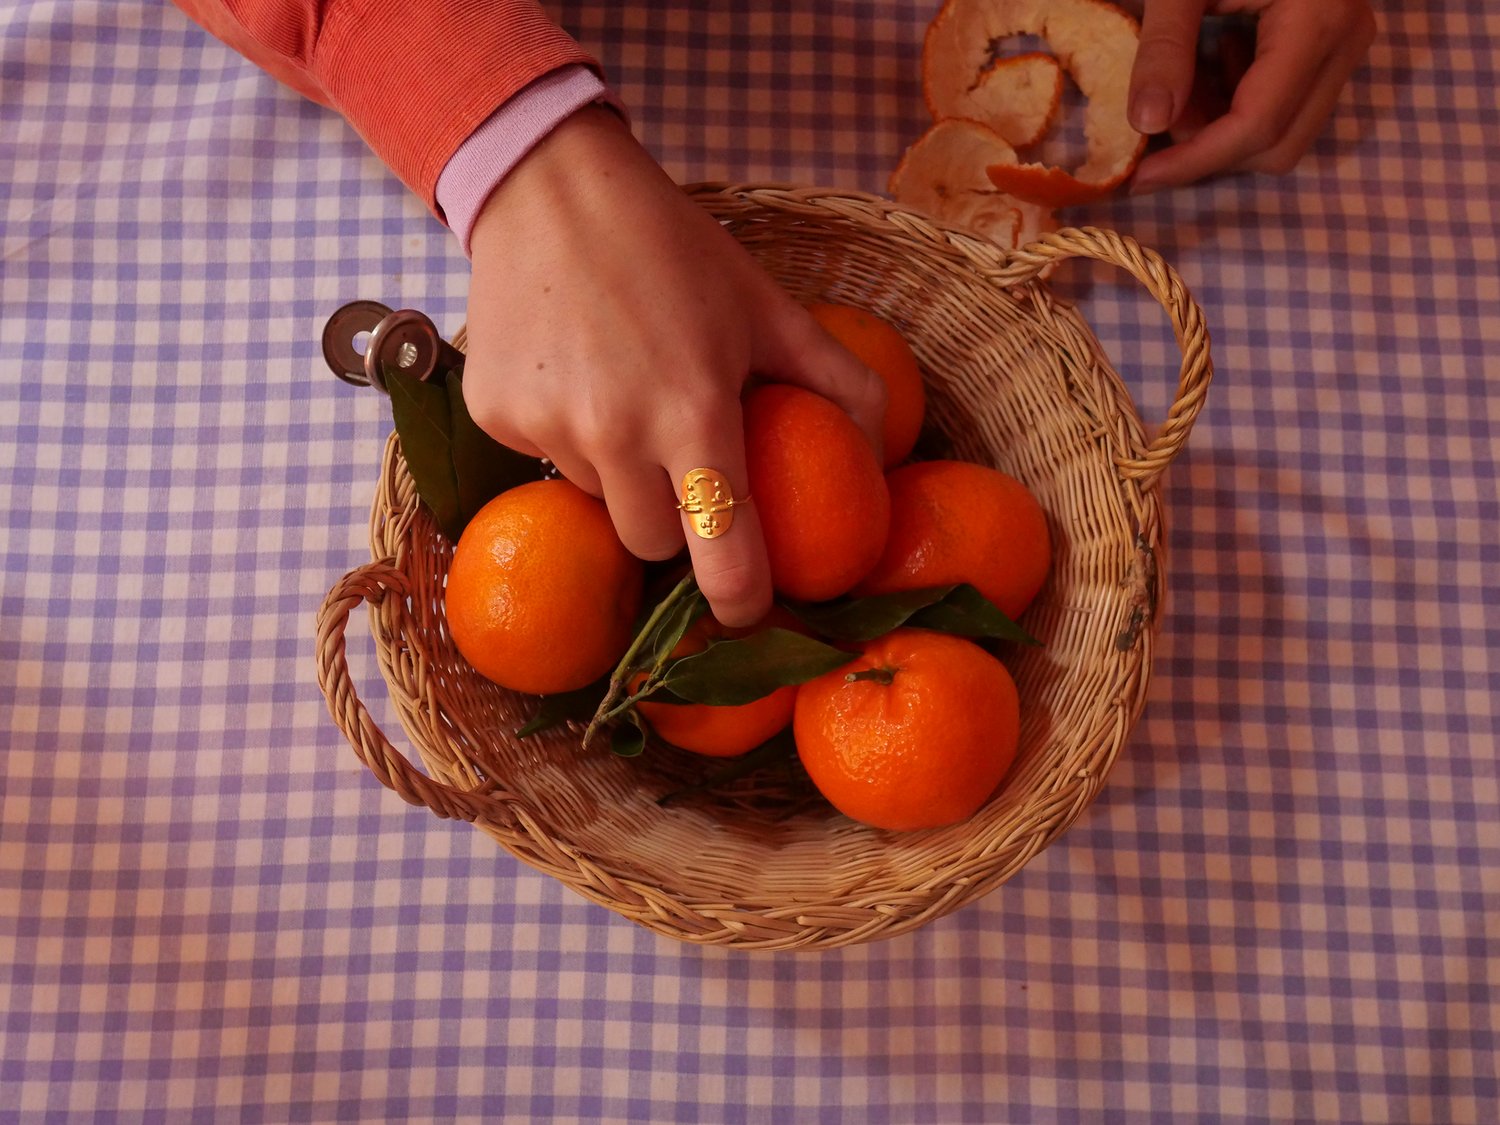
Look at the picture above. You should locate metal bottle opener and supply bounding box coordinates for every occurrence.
[321,301,464,392]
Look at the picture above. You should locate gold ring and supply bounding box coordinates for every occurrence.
[676,467,749,540]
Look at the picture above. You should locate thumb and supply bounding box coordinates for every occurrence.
[1130,0,1205,134]
[753,299,888,458]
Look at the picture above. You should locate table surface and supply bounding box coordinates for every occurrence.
[3,2,1497,1121]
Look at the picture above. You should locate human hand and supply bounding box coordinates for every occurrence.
[461,106,886,627]
[1126,0,1376,193]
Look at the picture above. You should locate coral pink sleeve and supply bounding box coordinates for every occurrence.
[169,0,603,218]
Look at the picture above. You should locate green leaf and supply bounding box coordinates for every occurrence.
[630,685,694,706]
[783,585,959,642]
[583,572,701,748]
[448,371,543,525]
[661,628,854,706]
[386,364,543,541]
[386,366,463,538]
[645,585,709,667]
[656,729,798,806]
[909,584,1041,646]
[515,679,608,738]
[783,583,1041,647]
[610,712,647,758]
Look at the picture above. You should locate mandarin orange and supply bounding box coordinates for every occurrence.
[793,628,1021,831]
[855,459,1051,620]
[743,383,890,603]
[445,479,644,695]
[635,608,801,758]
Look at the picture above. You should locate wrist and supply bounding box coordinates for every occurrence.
[470,104,641,257]
[438,69,627,255]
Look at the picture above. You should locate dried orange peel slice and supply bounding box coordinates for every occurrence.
[888,119,1056,250]
[923,0,1146,206]
[932,50,1065,149]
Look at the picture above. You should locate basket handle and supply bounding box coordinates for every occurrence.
[315,561,490,823]
[989,226,1213,486]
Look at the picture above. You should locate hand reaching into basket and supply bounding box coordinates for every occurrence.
[460,105,887,628]
[1126,0,1377,193]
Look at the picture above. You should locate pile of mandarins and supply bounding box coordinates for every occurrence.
[444,304,1051,833]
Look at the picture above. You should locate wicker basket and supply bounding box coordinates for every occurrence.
[315,185,1212,950]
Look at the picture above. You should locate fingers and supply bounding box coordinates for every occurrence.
[542,451,603,498]
[1235,7,1375,175]
[543,298,885,626]
[754,299,887,457]
[1131,1,1375,193]
[539,435,773,627]
[595,461,684,562]
[1129,0,1207,135]
[594,400,773,627]
[664,426,772,629]
[1129,27,1325,192]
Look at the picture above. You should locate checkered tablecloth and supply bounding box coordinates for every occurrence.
[3,2,1496,1121]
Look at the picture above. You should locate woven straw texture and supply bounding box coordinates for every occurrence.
[316,185,1212,950]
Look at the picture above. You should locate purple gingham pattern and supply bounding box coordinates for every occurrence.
[2,1,1496,1121]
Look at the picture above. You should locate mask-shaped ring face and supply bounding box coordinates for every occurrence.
[679,469,736,539]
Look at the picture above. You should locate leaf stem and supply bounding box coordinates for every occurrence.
[583,571,700,747]
[594,678,667,728]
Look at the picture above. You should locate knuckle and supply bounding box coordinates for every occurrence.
[638,537,687,563]
[695,554,769,623]
[458,374,503,425]
[461,386,528,448]
[1262,152,1301,176]
[1240,118,1282,157]
[1245,144,1302,175]
[662,388,734,443]
[569,398,631,458]
[1136,30,1197,57]
[859,367,889,415]
[620,525,683,562]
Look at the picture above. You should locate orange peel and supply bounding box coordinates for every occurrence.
[888,118,1055,249]
[923,0,1146,206]
[932,50,1065,149]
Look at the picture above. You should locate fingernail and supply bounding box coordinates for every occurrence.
[1129,175,1161,197]
[1129,86,1174,135]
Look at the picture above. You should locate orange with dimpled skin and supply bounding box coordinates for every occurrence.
[793,628,1021,831]
[445,479,644,696]
[855,459,1051,622]
[743,383,891,603]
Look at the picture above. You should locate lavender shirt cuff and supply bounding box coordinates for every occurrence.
[435,65,623,256]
